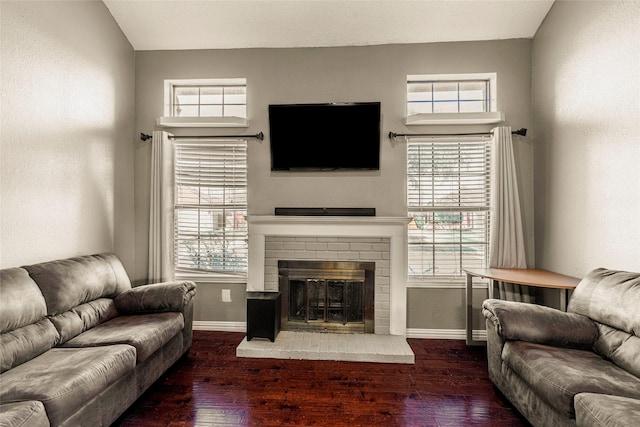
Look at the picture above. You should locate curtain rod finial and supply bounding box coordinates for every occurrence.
[140,133,153,142]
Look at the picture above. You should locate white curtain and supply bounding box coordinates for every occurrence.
[489,126,534,302]
[148,130,175,283]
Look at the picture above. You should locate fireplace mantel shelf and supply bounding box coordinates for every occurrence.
[248,215,411,239]
[247,215,410,336]
[248,215,411,225]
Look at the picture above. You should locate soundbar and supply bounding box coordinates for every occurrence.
[274,207,376,217]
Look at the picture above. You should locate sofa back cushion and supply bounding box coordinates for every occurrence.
[593,323,640,378]
[0,268,59,373]
[568,268,640,336]
[0,268,48,333]
[568,268,640,377]
[49,298,119,343]
[24,253,131,316]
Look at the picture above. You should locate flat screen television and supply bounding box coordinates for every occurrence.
[268,102,381,171]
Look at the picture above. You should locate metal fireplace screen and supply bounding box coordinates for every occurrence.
[278,260,375,333]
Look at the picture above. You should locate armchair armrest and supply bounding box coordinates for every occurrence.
[115,281,197,314]
[482,299,597,349]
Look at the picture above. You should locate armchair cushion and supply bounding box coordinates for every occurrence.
[115,281,196,314]
[482,299,598,349]
[503,341,640,418]
[575,393,640,427]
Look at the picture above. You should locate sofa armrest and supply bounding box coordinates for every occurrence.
[482,299,597,349]
[115,281,197,314]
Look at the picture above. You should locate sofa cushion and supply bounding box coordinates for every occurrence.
[61,312,184,362]
[0,400,50,427]
[0,268,48,333]
[23,253,131,316]
[593,323,640,378]
[575,393,640,427]
[0,320,59,374]
[48,298,119,344]
[503,341,640,418]
[568,268,640,336]
[0,268,59,373]
[0,345,136,426]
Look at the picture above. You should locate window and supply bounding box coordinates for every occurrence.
[407,79,490,115]
[407,137,491,278]
[174,140,248,277]
[160,78,247,127]
[406,73,502,125]
[167,78,246,118]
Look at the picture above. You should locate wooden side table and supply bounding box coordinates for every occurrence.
[247,292,281,342]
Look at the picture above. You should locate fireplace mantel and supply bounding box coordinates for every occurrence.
[247,215,411,335]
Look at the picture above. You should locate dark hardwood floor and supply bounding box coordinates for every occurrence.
[114,331,530,426]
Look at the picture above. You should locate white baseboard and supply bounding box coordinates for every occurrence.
[193,321,246,332]
[406,328,487,341]
[192,322,487,341]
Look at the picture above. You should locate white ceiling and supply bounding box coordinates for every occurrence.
[104,0,555,51]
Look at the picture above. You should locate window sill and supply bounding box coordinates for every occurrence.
[157,116,248,128]
[407,277,488,289]
[175,272,247,285]
[405,112,505,125]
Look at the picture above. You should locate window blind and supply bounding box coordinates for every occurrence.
[174,140,248,275]
[407,137,491,278]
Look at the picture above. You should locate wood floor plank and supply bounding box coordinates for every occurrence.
[114,331,530,426]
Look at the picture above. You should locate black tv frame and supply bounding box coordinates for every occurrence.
[268,102,381,172]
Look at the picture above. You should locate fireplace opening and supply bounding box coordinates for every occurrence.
[278,260,375,333]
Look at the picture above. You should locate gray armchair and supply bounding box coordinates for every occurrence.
[482,268,640,427]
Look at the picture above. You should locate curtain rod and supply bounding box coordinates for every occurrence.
[140,132,264,142]
[389,128,527,140]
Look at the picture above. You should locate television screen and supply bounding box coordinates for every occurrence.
[268,102,381,171]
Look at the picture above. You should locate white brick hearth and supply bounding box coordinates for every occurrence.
[236,331,415,364]
[247,215,411,335]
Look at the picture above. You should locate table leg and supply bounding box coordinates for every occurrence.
[466,273,473,345]
[560,289,567,311]
[465,273,486,346]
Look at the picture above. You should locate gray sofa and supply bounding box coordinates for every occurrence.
[482,268,640,427]
[0,253,196,427]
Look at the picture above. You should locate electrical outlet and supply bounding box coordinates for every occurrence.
[221,289,231,303]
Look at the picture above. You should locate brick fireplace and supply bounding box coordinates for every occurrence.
[247,215,410,335]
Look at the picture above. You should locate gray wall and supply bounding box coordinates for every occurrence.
[3,1,636,334]
[532,1,640,278]
[0,1,136,272]
[134,39,535,330]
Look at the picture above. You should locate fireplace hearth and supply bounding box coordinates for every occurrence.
[278,260,375,333]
